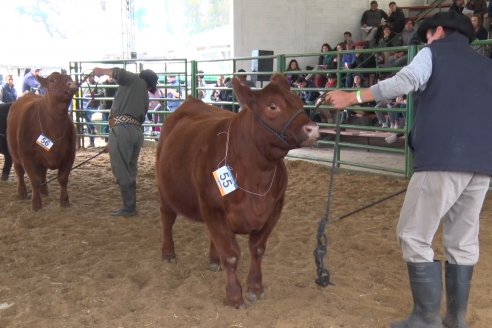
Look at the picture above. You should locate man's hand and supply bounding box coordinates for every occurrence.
[324,90,356,110]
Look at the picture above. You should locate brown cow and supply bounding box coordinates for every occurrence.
[156,73,319,307]
[7,72,78,211]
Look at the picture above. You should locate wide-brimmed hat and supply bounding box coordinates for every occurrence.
[417,11,475,43]
[139,69,158,90]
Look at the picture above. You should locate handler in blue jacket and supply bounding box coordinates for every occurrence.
[323,11,492,328]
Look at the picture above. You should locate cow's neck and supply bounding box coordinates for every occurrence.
[230,111,290,166]
[39,97,70,122]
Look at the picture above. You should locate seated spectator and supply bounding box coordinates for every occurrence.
[360,0,389,48]
[342,32,353,47]
[318,43,335,69]
[332,43,345,69]
[294,76,320,105]
[470,14,488,54]
[211,75,225,102]
[386,2,406,34]
[325,73,338,88]
[286,59,302,86]
[450,0,466,14]
[341,41,357,87]
[465,0,487,18]
[376,24,402,65]
[383,19,420,68]
[471,14,488,39]
[353,40,377,86]
[0,75,17,103]
[388,96,406,129]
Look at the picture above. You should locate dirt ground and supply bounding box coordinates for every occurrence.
[0,147,491,328]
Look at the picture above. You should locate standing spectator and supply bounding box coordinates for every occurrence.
[324,11,490,328]
[360,1,389,47]
[81,75,102,148]
[236,69,255,87]
[147,85,164,134]
[92,67,157,217]
[22,67,42,94]
[0,75,17,103]
[196,70,207,100]
[210,74,225,102]
[386,1,406,34]
[165,75,182,112]
[101,75,117,141]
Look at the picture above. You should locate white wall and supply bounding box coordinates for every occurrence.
[233,0,425,69]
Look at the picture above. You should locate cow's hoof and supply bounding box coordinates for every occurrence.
[162,255,177,263]
[60,202,70,208]
[1,174,8,181]
[31,205,42,212]
[209,261,221,272]
[224,299,246,309]
[246,291,264,302]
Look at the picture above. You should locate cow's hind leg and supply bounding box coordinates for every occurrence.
[13,163,28,199]
[160,200,178,262]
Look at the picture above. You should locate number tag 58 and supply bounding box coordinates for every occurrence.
[212,166,237,196]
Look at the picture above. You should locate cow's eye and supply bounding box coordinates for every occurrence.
[268,103,277,110]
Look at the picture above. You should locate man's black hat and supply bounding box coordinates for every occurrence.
[417,11,475,43]
[139,69,158,91]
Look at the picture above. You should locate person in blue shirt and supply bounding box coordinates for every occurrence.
[1,75,17,103]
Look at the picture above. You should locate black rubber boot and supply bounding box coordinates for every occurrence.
[442,262,474,328]
[390,261,443,328]
[111,182,136,217]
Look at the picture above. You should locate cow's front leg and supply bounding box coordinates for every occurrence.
[202,209,244,308]
[25,165,43,211]
[40,167,48,196]
[57,163,72,207]
[208,241,221,272]
[246,200,283,302]
[13,163,27,199]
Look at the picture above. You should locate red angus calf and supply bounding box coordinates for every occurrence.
[156,74,319,307]
[7,72,78,211]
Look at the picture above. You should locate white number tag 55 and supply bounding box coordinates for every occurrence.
[212,166,237,196]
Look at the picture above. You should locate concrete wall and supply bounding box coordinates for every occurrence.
[233,0,425,69]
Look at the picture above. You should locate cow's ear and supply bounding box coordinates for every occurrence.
[270,73,290,90]
[232,77,253,106]
[37,76,48,88]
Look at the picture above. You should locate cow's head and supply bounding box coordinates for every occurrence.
[232,73,319,149]
[37,72,79,104]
